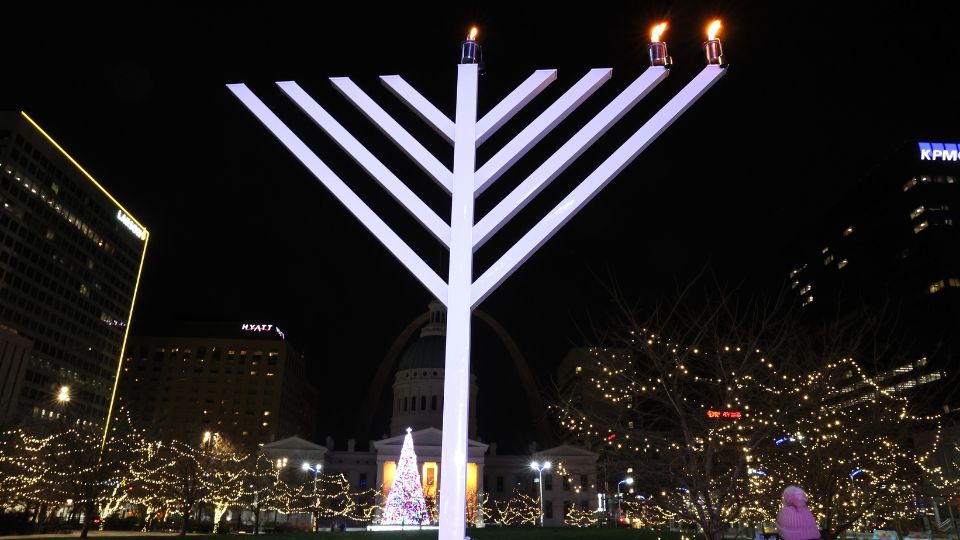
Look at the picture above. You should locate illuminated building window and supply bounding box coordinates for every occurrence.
[801,295,814,307]
[838,259,849,269]
[946,218,954,226]
[913,221,929,234]
[823,254,834,266]
[910,206,925,219]
[799,284,812,295]
[949,278,960,288]
[947,176,956,184]
[903,177,918,191]
[842,226,854,237]
[263,410,270,416]
[929,280,945,294]
[791,280,799,289]
[821,247,830,254]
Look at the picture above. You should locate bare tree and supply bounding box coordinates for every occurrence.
[556,284,809,540]
[556,279,950,540]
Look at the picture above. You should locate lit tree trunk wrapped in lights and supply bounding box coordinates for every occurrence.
[380,428,429,525]
[487,488,540,526]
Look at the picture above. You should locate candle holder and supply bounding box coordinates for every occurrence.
[704,19,725,65]
[647,41,672,67]
[459,27,484,73]
[704,39,724,65]
[647,23,672,67]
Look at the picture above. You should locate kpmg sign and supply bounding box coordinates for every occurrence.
[919,142,959,162]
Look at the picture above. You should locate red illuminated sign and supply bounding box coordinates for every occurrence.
[706,410,741,419]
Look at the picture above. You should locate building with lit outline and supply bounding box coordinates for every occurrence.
[0,111,148,431]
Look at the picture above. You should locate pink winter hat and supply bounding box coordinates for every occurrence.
[777,486,822,540]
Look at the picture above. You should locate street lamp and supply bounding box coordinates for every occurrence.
[201,431,219,451]
[530,461,551,527]
[616,477,633,526]
[302,462,322,490]
[302,463,322,530]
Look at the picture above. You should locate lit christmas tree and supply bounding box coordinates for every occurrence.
[381,428,429,525]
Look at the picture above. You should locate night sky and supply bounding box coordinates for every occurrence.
[2,1,957,448]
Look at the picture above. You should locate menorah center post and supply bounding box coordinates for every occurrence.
[438,63,478,539]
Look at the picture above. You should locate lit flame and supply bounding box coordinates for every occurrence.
[468,27,478,41]
[650,22,667,43]
[707,19,721,40]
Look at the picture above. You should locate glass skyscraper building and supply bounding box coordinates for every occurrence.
[0,111,148,431]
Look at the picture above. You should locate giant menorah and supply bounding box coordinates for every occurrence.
[229,21,727,538]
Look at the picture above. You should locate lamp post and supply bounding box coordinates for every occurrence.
[616,477,633,527]
[302,463,322,530]
[530,461,551,527]
[228,21,726,540]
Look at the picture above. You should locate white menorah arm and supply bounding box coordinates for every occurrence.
[475,69,557,146]
[380,75,455,143]
[278,81,452,247]
[471,65,727,308]
[472,66,669,251]
[226,83,449,304]
[330,77,454,193]
[474,68,612,196]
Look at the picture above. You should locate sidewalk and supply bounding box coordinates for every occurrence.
[0,533,208,539]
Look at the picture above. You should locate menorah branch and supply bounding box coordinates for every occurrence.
[279,81,452,246]
[331,77,454,192]
[474,68,611,196]
[471,65,727,308]
[475,69,556,145]
[226,83,448,303]
[380,75,455,143]
[472,66,669,251]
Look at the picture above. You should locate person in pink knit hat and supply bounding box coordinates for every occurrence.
[777,486,822,540]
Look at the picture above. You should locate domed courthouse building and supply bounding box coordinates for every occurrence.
[264,302,600,526]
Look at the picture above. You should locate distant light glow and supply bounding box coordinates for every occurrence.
[57,386,70,402]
